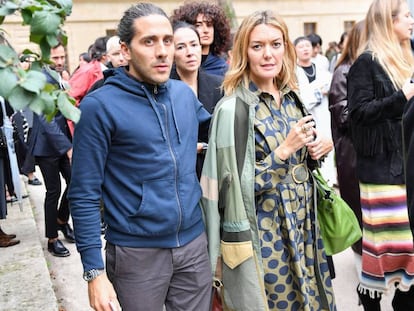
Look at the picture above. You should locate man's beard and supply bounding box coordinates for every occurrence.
[51,65,64,73]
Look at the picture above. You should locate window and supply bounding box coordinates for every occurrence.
[106,29,116,37]
[344,21,355,33]
[304,22,316,36]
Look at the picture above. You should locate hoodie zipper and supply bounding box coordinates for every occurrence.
[158,97,182,247]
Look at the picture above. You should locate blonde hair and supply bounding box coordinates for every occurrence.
[222,10,297,95]
[361,0,414,88]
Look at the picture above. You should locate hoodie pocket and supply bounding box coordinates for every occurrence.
[127,178,178,236]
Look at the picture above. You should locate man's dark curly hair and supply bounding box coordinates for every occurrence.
[170,1,230,56]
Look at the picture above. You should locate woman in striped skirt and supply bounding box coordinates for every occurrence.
[347,0,414,310]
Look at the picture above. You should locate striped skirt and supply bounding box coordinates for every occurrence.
[359,183,414,295]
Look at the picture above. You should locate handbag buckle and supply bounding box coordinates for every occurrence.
[291,163,309,184]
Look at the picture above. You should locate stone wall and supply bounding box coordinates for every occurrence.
[3,0,370,73]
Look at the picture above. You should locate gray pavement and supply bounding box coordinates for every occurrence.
[0,172,90,311]
[0,170,396,310]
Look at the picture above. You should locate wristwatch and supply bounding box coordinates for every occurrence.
[201,142,208,154]
[83,269,104,282]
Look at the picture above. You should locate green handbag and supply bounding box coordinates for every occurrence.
[312,168,362,255]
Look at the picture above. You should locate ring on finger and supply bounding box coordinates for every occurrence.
[301,125,307,133]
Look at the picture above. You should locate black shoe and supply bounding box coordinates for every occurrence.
[357,284,381,311]
[57,223,75,243]
[6,196,17,203]
[47,239,70,257]
[28,177,42,185]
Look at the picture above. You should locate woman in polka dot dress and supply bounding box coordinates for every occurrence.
[201,9,336,311]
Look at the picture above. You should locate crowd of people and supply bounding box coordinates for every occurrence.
[2,0,414,310]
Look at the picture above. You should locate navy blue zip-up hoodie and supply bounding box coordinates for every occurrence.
[68,67,211,271]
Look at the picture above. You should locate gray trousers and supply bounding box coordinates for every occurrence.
[106,232,212,311]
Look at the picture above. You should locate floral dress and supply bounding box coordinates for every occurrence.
[254,90,336,311]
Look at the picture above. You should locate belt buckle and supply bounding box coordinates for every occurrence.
[291,164,309,184]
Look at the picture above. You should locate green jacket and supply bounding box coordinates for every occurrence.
[200,84,333,311]
[201,85,268,310]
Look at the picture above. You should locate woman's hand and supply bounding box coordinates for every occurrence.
[402,78,414,101]
[275,115,316,160]
[306,132,333,160]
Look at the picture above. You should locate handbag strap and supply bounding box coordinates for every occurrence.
[288,91,320,170]
[309,169,331,310]
[0,96,7,124]
[0,96,8,139]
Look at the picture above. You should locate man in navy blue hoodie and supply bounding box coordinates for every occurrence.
[68,3,212,311]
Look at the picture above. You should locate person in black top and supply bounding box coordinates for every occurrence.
[170,21,223,178]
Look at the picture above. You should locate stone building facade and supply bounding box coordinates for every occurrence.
[4,0,371,72]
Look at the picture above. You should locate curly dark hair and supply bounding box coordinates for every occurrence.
[170,1,230,56]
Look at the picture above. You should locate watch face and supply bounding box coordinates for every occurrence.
[83,271,91,281]
[84,269,102,281]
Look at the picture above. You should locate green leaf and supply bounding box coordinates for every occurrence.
[59,31,68,46]
[42,93,57,115]
[46,109,58,122]
[29,33,43,45]
[30,11,61,35]
[29,91,56,115]
[45,68,61,84]
[57,92,81,123]
[19,0,41,11]
[8,86,36,111]
[0,68,18,98]
[20,9,33,25]
[38,38,51,61]
[43,83,56,93]
[29,60,42,71]
[20,70,47,94]
[45,111,58,123]
[0,45,18,68]
[0,1,19,16]
[1,0,75,124]
[53,0,73,16]
[46,34,59,48]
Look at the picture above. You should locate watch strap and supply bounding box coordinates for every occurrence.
[83,269,104,282]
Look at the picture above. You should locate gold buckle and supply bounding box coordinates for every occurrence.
[291,164,309,184]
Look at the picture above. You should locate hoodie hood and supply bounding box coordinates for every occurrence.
[101,66,180,143]
[103,66,167,95]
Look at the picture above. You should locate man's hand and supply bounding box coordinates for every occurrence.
[88,274,121,311]
[66,148,73,164]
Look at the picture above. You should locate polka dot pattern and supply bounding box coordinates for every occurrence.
[254,92,336,310]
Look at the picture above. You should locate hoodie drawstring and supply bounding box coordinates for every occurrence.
[169,92,182,144]
[142,84,181,144]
